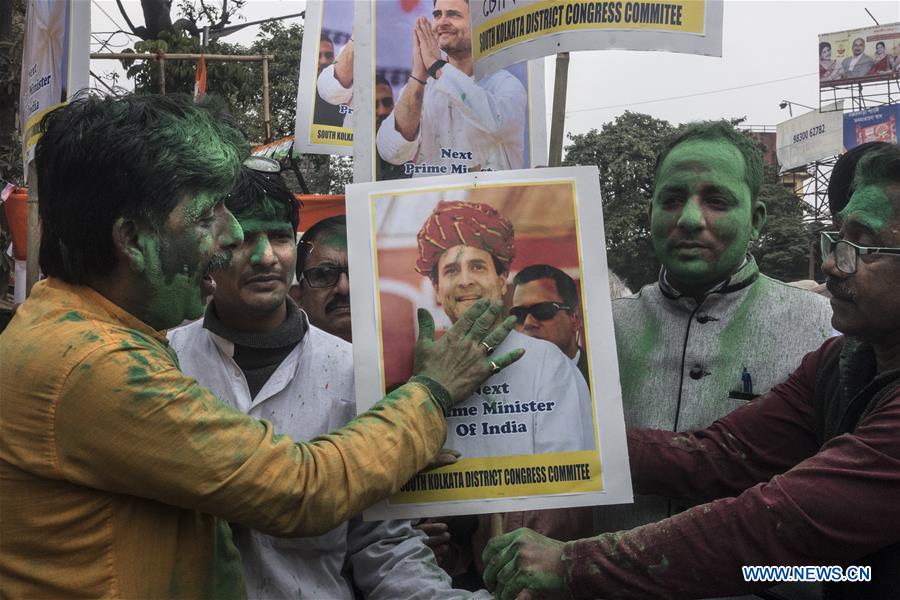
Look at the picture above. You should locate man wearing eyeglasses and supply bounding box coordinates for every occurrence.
[169,168,488,599]
[292,215,352,342]
[483,144,900,599]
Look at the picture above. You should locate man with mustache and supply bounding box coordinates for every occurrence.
[376,0,527,177]
[594,122,834,544]
[293,215,352,342]
[0,93,522,597]
[169,168,482,599]
[484,143,900,599]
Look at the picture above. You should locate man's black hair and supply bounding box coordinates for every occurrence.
[513,264,578,307]
[849,143,900,198]
[828,142,891,221]
[225,166,299,233]
[35,92,247,284]
[296,215,347,277]
[376,74,391,88]
[653,121,764,201]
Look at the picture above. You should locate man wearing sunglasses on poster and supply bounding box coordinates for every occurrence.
[483,143,900,600]
[511,264,589,386]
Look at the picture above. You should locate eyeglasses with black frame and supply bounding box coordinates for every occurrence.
[509,302,574,324]
[300,265,348,288]
[820,231,900,275]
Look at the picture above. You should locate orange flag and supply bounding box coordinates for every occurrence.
[193,55,207,102]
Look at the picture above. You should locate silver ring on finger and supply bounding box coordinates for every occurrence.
[490,360,501,375]
[481,341,495,355]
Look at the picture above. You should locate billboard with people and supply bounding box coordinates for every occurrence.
[819,23,900,88]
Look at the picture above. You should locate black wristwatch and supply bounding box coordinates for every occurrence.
[427,59,447,78]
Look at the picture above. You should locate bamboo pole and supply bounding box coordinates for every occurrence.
[90,52,273,62]
[158,55,165,94]
[490,513,503,538]
[262,48,272,143]
[548,52,570,167]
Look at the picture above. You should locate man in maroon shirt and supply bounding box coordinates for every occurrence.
[483,143,900,600]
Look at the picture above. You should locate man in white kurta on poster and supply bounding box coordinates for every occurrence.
[376,0,527,178]
[412,200,593,458]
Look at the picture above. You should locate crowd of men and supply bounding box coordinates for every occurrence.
[0,85,898,600]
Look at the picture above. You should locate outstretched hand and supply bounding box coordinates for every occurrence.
[413,299,523,405]
[483,528,569,600]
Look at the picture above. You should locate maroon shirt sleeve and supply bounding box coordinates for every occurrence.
[563,339,900,598]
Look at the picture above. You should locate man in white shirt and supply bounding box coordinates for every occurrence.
[170,165,486,599]
[377,0,527,177]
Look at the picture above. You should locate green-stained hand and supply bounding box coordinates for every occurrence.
[413,299,524,405]
[483,528,569,600]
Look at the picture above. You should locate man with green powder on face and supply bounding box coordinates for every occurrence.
[0,93,523,598]
[483,143,900,599]
[169,164,486,599]
[595,122,833,544]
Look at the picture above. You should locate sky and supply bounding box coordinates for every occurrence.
[91,0,900,138]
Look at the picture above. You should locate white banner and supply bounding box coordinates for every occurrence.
[20,0,90,168]
[776,102,844,172]
[471,0,724,78]
[346,166,632,519]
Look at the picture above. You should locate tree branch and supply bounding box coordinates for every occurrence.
[115,0,145,38]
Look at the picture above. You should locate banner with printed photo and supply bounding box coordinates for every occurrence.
[352,0,547,183]
[842,104,900,151]
[818,23,900,88]
[775,102,844,172]
[470,0,723,78]
[294,0,355,156]
[346,167,632,519]
[19,0,90,167]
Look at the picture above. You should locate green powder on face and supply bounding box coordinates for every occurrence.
[651,139,759,291]
[839,184,895,234]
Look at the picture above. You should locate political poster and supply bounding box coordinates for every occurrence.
[775,102,843,172]
[843,104,900,150]
[818,23,900,88]
[294,0,354,156]
[346,166,632,519]
[470,0,724,78]
[19,0,90,167]
[352,0,547,183]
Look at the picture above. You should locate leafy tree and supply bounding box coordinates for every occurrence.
[563,112,675,290]
[751,165,817,282]
[115,0,247,42]
[0,0,25,185]
[117,2,346,194]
